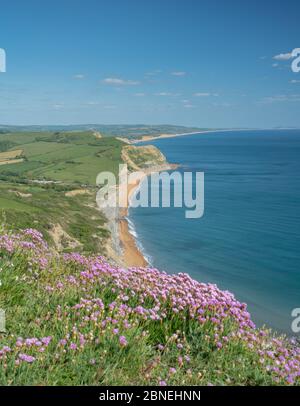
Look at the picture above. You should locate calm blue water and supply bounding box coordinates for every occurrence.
[130,130,300,334]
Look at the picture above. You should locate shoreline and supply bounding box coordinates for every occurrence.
[131,128,259,144]
[118,179,148,267]
[105,127,265,267]
[118,163,178,267]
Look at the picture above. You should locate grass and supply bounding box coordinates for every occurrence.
[0,124,204,139]
[0,130,124,252]
[0,228,299,386]
[0,131,299,386]
[0,183,109,254]
[0,131,123,184]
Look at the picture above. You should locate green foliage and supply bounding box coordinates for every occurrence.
[0,236,294,386]
[0,183,108,254]
[0,140,17,152]
[0,131,124,252]
[0,131,123,184]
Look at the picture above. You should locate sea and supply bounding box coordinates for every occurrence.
[128,129,300,334]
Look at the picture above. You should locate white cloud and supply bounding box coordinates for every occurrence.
[154,92,180,97]
[86,101,100,105]
[104,105,116,109]
[193,92,219,97]
[290,79,300,84]
[194,92,210,97]
[212,102,233,107]
[73,74,85,79]
[52,103,64,109]
[134,92,145,97]
[145,69,162,76]
[272,63,279,67]
[103,77,140,86]
[259,94,300,103]
[171,71,186,76]
[154,92,172,96]
[273,52,293,60]
[180,99,195,108]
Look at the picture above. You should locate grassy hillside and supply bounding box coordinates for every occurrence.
[1,131,300,386]
[122,145,169,171]
[0,131,122,184]
[0,131,123,254]
[0,228,299,385]
[0,124,204,138]
[0,183,108,254]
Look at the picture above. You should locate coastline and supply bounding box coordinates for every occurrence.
[101,128,254,267]
[131,128,257,144]
[96,157,178,268]
[102,128,256,268]
[118,179,148,267]
[118,163,178,267]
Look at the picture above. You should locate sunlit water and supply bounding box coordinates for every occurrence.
[129,130,300,334]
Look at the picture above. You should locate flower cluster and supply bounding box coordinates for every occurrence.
[0,229,299,385]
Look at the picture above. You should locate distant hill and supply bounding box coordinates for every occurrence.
[0,124,206,138]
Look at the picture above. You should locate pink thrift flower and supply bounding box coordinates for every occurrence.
[119,336,128,347]
[18,353,36,363]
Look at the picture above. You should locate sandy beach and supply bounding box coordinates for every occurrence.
[100,130,251,268]
[136,131,204,143]
[118,131,214,145]
[130,128,254,144]
[119,179,148,267]
[118,163,178,267]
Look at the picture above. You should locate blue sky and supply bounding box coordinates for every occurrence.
[0,0,300,127]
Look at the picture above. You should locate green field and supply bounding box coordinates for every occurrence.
[0,131,123,253]
[0,131,123,184]
[0,124,204,138]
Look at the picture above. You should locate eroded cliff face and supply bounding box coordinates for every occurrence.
[121,145,169,171]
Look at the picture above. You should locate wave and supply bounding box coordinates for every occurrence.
[126,213,153,265]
